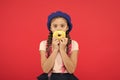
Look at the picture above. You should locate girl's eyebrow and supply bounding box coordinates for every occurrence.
[60,23,67,25]
[51,23,57,25]
[53,24,57,25]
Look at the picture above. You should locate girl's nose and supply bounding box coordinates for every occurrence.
[56,26,62,30]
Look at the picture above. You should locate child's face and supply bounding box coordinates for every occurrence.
[50,17,68,33]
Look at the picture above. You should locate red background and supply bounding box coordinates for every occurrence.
[0,0,120,80]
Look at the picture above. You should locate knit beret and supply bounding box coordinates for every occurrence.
[47,11,72,32]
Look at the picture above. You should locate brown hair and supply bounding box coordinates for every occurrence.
[46,16,72,57]
[46,31,71,57]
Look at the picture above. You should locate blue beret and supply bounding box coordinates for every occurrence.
[47,11,72,32]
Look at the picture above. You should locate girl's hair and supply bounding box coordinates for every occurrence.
[46,16,72,57]
[46,31,71,57]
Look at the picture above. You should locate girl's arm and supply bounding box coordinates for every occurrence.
[40,38,59,73]
[40,49,58,73]
[60,50,79,73]
[60,38,79,73]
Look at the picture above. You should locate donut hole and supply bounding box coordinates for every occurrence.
[58,34,61,37]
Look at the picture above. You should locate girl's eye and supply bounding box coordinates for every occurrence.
[53,24,57,28]
[61,24,64,28]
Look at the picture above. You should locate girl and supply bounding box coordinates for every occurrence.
[37,11,79,80]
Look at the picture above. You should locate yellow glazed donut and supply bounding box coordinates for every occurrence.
[53,31,66,39]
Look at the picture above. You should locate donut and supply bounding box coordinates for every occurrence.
[53,31,66,39]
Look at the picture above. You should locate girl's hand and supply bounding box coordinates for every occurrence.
[52,38,59,51]
[60,38,68,51]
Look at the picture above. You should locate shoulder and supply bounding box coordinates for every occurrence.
[71,40,78,45]
[40,40,47,45]
[71,40,79,51]
[39,40,47,51]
